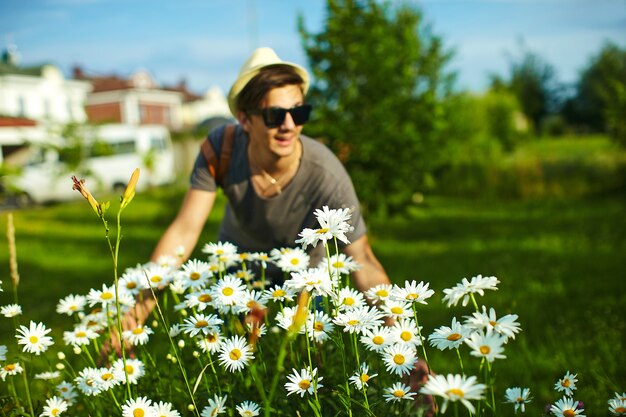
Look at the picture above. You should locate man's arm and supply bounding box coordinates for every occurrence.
[343,234,391,293]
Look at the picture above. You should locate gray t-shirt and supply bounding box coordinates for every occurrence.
[190,124,366,264]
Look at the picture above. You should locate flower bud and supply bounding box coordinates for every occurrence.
[192,351,200,358]
[55,363,65,370]
[177,340,185,349]
[187,404,195,412]
[120,168,140,208]
[151,320,158,328]
[57,352,66,360]
[73,346,82,355]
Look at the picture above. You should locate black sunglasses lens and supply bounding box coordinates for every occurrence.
[263,108,287,128]
[290,105,312,125]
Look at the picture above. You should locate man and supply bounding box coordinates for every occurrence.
[151,47,390,293]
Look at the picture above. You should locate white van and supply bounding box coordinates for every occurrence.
[9,124,176,206]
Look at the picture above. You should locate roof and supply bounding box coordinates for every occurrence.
[0,62,46,77]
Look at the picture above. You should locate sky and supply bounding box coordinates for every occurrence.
[1,0,625,96]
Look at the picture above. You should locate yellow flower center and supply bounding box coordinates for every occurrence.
[150,275,162,283]
[69,305,78,311]
[190,272,201,281]
[29,336,39,344]
[393,389,405,398]
[561,379,570,387]
[489,320,497,326]
[216,249,224,255]
[406,293,418,300]
[229,349,242,361]
[376,289,388,297]
[360,374,370,383]
[393,354,405,365]
[207,334,217,343]
[390,306,403,314]
[400,331,412,341]
[101,372,114,381]
[125,365,135,374]
[76,331,87,338]
[5,364,15,371]
[126,282,137,289]
[222,287,234,296]
[314,321,324,331]
[615,407,626,414]
[51,409,60,416]
[195,320,208,328]
[332,261,344,268]
[133,409,145,417]
[316,228,329,234]
[372,336,384,345]
[480,345,491,354]
[298,379,311,390]
[132,328,144,335]
[290,258,300,265]
[101,292,113,300]
[246,300,258,309]
[447,333,462,341]
[343,297,355,306]
[347,319,359,326]
[516,397,524,403]
[272,289,286,297]
[199,294,212,303]
[563,410,575,417]
[305,280,321,286]
[446,388,465,398]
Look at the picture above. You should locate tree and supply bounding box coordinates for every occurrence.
[298,0,454,215]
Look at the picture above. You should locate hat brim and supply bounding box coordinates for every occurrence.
[227,61,310,117]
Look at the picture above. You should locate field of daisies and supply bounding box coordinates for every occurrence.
[0,174,624,417]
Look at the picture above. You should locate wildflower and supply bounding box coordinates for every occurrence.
[35,371,61,380]
[0,344,6,361]
[251,251,270,269]
[122,325,153,346]
[235,289,268,315]
[56,294,87,316]
[218,335,254,372]
[201,394,228,417]
[276,306,305,334]
[380,299,413,320]
[118,272,144,296]
[56,381,78,403]
[120,167,140,208]
[262,284,296,303]
[609,398,626,416]
[333,305,384,335]
[143,265,175,289]
[504,387,532,413]
[16,321,54,355]
[113,358,145,384]
[442,275,500,307]
[169,324,183,337]
[391,280,435,305]
[71,175,106,217]
[1,362,23,381]
[180,259,213,289]
[286,267,335,297]
[554,371,578,397]
[40,396,68,417]
[122,396,156,417]
[181,313,223,337]
[236,401,261,417]
[63,326,98,347]
[203,241,238,258]
[465,332,506,362]
[1,303,22,317]
[610,392,626,402]
[285,367,323,397]
[420,374,487,414]
[382,344,418,376]
[332,287,366,311]
[550,396,585,417]
[74,367,102,396]
[296,206,354,248]
[349,363,378,390]
[428,317,471,351]
[274,247,310,272]
[322,252,360,275]
[390,318,422,348]
[383,382,416,402]
[185,289,214,311]
[364,283,393,304]
[212,275,247,308]
[96,367,122,391]
[465,306,521,341]
[307,311,334,343]
[153,401,181,417]
[86,284,117,307]
[360,325,393,352]
[196,331,224,354]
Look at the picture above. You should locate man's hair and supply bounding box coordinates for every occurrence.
[236,64,305,113]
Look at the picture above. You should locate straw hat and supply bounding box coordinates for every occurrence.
[227,47,310,117]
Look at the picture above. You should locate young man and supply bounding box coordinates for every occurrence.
[151,47,391,293]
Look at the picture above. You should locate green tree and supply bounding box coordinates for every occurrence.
[298,0,454,215]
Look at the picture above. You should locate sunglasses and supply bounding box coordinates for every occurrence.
[248,104,312,128]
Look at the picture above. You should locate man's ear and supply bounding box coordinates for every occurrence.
[237,111,250,132]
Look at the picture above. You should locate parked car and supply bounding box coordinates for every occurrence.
[6,124,176,206]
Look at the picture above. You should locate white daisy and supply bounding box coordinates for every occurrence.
[390,318,422,348]
[550,396,585,417]
[86,284,117,307]
[122,396,156,417]
[169,323,183,338]
[153,401,181,417]
[349,363,378,390]
[96,367,122,391]
[285,367,323,397]
[391,280,435,305]
[218,335,254,372]
[236,401,261,417]
[428,317,471,351]
[56,381,78,403]
[234,268,255,283]
[123,325,154,346]
[16,321,54,355]
[202,241,238,258]
[276,306,305,334]
[0,362,23,381]
[465,306,521,341]
[504,387,532,413]
[0,344,7,361]
[63,326,98,347]
[118,271,144,295]
[112,358,145,384]
[609,398,626,416]
[274,247,310,272]
[262,284,296,303]
[333,305,384,335]
[464,332,506,362]
[382,344,418,376]
[610,392,626,402]
[181,313,223,337]
[442,275,500,307]
[185,289,215,311]
[235,289,268,315]
[383,382,416,402]
[332,287,366,311]
[364,283,393,304]
[554,371,578,396]
[251,251,271,269]
[143,265,175,289]
[380,299,413,320]
[196,331,224,354]
[180,259,213,289]
[35,371,61,380]
[360,326,393,352]
[40,396,68,417]
[420,374,487,414]
[56,294,87,316]
[212,275,247,309]
[1,303,22,317]
[201,394,228,417]
[74,367,103,396]
[286,267,336,297]
[322,252,361,276]
[307,311,334,343]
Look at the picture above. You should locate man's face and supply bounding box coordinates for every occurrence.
[240,84,305,159]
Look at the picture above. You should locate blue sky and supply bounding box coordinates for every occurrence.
[1,0,625,95]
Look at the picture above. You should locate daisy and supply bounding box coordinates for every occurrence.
[1,362,23,381]
[390,318,422,348]
[63,326,98,347]
[307,311,334,343]
[333,305,384,335]
[169,324,183,338]
[382,344,418,376]
[143,265,175,289]
[313,205,354,245]
[181,313,223,337]
[212,275,247,309]
[123,325,154,346]
[391,280,435,305]
[180,259,213,289]
[550,396,585,417]
[465,332,506,362]
[364,283,393,304]
[96,366,122,391]
[35,371,61,380]
[610,392,626,402]
[1,303,22,317]
[196,331,224,354]
[202,241,238,258]
[56,294,87,316]
[420,374,487,414]
[428,317,471,351]
[16,321,54,355]
[153,401,181,417]
[360,325,393,352]
[74,367,103,396]
[185,289,215,311]
[349,363,378,390]
[218,335,254,372]
[0,344,7,361]
[201,394,228,417]
[609,398,626,416]
[263,284,296,303]
[554,371,578,396]
[251,251,271,269]
[442,275,500,307]
[235,289,268,315]
[332,287,366,311]
[234,269,255,282]
[380,299,413,320]
[383,382,416,402]
[285,367,323,397]
[56,381,78,403]
[40,396,68,417]
[465,306,521,341]
[504,387,532,413]
[322,252,361,276]
[236,401,261,417]
[86,284,117,307]
[274,247,310,272]
[276,306,305,334]
[112,358,145,384]
[118,271,144,295]
[286,267,336,297]
[122,396,156,417]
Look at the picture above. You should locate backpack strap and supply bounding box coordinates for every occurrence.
[200,124,237,187]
